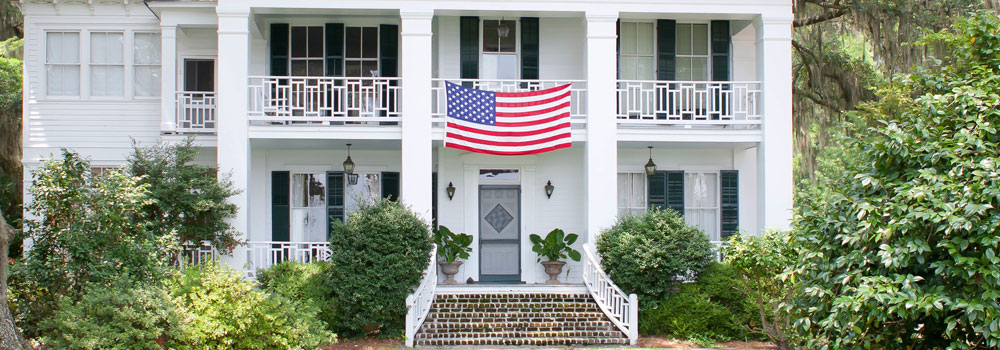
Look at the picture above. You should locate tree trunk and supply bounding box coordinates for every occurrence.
[0,208,28,350]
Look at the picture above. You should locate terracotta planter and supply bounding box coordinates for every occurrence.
[541,260,566,285]
[438,261,463,285]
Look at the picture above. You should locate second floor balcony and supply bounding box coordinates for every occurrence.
[248,76,402,125]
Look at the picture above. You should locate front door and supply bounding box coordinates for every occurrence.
[479,186,521,283]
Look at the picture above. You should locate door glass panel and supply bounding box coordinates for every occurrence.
[291,173,327,242]
[480,244,519,275]
[482,54,517,80]
[479,169,520,182]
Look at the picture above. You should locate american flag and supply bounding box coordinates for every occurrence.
[444,82,573,155]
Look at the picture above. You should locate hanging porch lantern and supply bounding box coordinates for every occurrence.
[343,144,355,175]
[645,146,657,176]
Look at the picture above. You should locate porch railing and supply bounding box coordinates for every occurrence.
[582,243,638,345]
[616,80,762,127]
[404,244,438,347]
[430,78,587,126]
[248,76,402,124]
[175,241,218,269]
[176,91,217,132]
[243,241,332,279]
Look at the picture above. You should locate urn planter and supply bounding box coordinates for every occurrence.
[541,260,567,285]
[438,261,463,285]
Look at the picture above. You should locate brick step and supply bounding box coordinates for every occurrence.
[414,337,629,346]
[418,325,619,334]
[431,301,598,308]
[420,320,617,330]
[435,294,591,302]
[416,330,624,340]
[430,307,600,314]
[428,311,606,320]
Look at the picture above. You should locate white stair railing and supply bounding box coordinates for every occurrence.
[404,244,438,347]
[582,243,639,345]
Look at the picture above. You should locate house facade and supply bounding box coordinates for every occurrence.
[19,0,792,345]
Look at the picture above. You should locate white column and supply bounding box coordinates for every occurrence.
[755,17,794,233]
[216,3,251,268]
[584,12,619,240]
[160,25,177,133]
[400,10,435,223]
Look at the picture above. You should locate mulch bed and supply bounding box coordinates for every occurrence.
[639,336,777,349]
[321,338,404,350]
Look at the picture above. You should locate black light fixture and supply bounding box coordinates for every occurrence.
[347,173,359,185]
[645,146,657,176]
[544,180,555,199]
[343,144,355,175]
[446,182,456,200]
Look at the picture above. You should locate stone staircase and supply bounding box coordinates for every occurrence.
[413,292,629,346]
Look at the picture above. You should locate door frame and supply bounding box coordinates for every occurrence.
[477,184,522,283]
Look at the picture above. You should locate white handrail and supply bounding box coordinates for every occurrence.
[248,76,402,123]
[616,80,761,127]
[582,243,639,345]
[243,241,332,279]
[175,91,217,132]
[405,244,438,347]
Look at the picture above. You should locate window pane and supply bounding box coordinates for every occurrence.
[692,57,709,81]
[617,173,630,209]
[482,54,517,80]
[637,22,654,55]
[47,65,79,96]
[291,60,308,76]
[134,33,161,64]
[308,26,323,58]
[134,65,161,97]
[361,61,378,77]
[620,22,636,55]
[345,61,361,77]
[306,174,326,207]
[676,57,692,81]
[291,27,307,58]
[91,65,124,96]
[692,24,709,55]
[292,174,307,207]
[47,32,79,64]
[621,56,637,80]
[637,57,655,80]
[676,24,692,55]
[498,20,516,52]
[91,32,123,64]
[630,173,646,208]
[308,60,324,76]
[345,27,361,58]
[362,27,378,59]
[483,20,500,52]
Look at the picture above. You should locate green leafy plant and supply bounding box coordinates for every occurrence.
[723,231,796,349]
[640,263,754,342]
[529,228,581,263]
[433,226,473,263]
[257,261,337,332]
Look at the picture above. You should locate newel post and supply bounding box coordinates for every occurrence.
[628,293,639,344]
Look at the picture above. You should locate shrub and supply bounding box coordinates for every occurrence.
[640,263,754,342]
[596,208,714,304]
[257,261,337,331]
[326,198,433,337]
[40,280,181,350]
[724,231,797,348]
[168,262,335,349]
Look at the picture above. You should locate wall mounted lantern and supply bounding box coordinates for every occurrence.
[544,180,555,199]
[644,146,657,176]
[446,182,456,200]
[347,173,359,185]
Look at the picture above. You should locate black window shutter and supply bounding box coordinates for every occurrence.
[656,19,676,81]
[647,172,667,210]
[325,23,344,76]
[520,17,539,80]
[711,20,730,81]
[379,24,399,77]
[460,16,480,82]
[270,24,289,76]
[327,172,345,237]
[720,170,739,239]
[271,171,290,242]
[381,172,400,201]
[666,170,685,215]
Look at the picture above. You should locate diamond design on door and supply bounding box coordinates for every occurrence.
[485,204,514,232]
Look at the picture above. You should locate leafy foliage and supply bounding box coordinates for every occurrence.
[40,280,181,350]
[10,151,173,338]
[326,198,433,337]
[433,226,472,263]
[596,208,714,304]
[789,12,1000,349]
[169,262,335,349]
[724,231,798,349]
[0,44,22,258]
[257,261,337,332]
[528,228,581,263]
[640,263,755,343]
[127,139,241,251]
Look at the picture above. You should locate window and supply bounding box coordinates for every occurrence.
[684,172,719,241]
[291,173,327,242]
[617,173,647,216]
[619,22,655,80]
[290,26,324,76]
[345,26,379,77]
[183,59,214,92]
[133,33,161,97]
[482,20,517,80]
[45,32,80,96]
[90,32,125,96]
[676,23,709,81]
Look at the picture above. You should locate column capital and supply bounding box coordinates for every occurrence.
[584,11,619,23]
[753,17,793,42]
[401,10,434,37]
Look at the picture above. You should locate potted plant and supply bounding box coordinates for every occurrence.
[433,226,473,285]
[529,228,582,285]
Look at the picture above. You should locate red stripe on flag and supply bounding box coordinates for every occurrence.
[446,122,572,137]
[495,102,571,117]
[445,142,572,156]
[495,113,570,127]
[446,132,571,147]
[494,91,572,108]
[495,84,571,98]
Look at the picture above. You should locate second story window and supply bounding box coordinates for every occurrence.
[676,23,709,81]
[45,32,80,97]
[133,33,161,97]
[90,32,125,96]
[482,19,517,80]
[290,26,324,76]
[619,22,655,80]
[345,26,379,77]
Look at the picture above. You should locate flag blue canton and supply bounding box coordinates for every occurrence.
[446,82,497,126]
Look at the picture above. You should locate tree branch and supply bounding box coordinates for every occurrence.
[794,8,849,28]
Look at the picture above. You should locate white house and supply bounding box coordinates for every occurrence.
[18,0,793,346]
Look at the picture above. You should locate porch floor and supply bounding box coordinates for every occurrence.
[436,284,587,294]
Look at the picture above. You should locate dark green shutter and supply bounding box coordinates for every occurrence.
[711,20,730,81]
[271,171,290,242]
[270,24,289,76]
[720,170,739,239]
[460,16,480,83]
[325,23,344,76]
[381,172,400,201]
[648,170,685,215]
[379,24,398,77]
[327,172,345,237]
[656,19,676,81]
[520,17,539,80]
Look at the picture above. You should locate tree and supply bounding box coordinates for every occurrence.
[0,208,28,349]
[790,12,1000,348]
[0,41,22,258]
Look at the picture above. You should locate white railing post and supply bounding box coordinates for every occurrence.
[628,293,639,344]
[581,243,639,344]
[404,244,438,347]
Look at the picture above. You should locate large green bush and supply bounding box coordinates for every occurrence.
[40,280,181,350]
[326,198,433,337]
[640,263,754,343]
[790,13,1000,349]
[724,231,797,349]
[257,261,337,332]
[169,262,335,349]
[596,208,714,304]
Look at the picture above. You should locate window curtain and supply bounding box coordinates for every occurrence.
[90,32,124,96]
[133,33,161,97]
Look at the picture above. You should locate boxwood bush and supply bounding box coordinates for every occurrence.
[326,198,433,337]
[596,208,714,304]
[257,261,337,332]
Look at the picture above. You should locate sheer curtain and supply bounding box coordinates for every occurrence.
[90,32,124,96]
[133,33,161,97]
[45,32,80,96]
[617,173,647,217]
[684,172,719,241]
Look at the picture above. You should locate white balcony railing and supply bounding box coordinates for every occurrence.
[248,76,401,125]
[582,243,638,345]
[176,92,217,132]
[175,240,218,268]
[243,241,332,279]
[431,78,587,127]
[616,80,761,127]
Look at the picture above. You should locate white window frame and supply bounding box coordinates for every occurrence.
[675,21,712,81]
[42,28,161,100]
[479,18,520,80]
[618,20,656,81]
[43,31,82,98]
[617,172,648,216]
[132,31,162,99]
